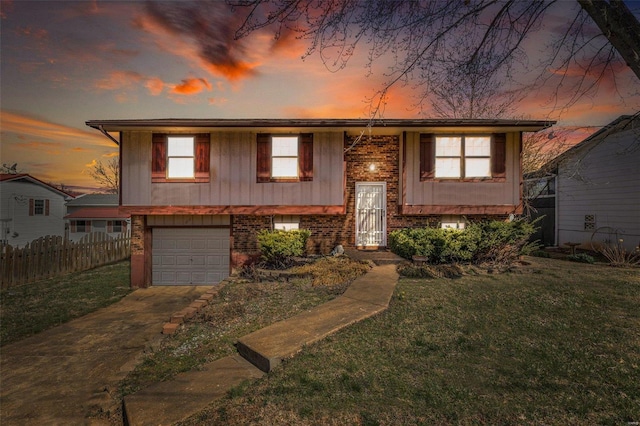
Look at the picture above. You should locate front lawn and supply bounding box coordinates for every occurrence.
[180,257,640,425]
[0,260,132,346]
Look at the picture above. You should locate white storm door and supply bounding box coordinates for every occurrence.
[355,182,387,247]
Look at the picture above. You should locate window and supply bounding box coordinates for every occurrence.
[72,220,91,233]
[33,199,45,215]
[272,136,299,178]
[273,215,300,230]
[441,215,466,229]
[435,136,491,178]
[257,133,313,182]
[152,133,210,182]
[420,133,506,181]
[29,198,49,216]
[108,220,124,233]
[167,136,195,178]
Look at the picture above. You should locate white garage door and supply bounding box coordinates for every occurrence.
[152,228,230,285]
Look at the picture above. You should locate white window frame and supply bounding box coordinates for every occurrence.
[167,136,195,179]
[273,215,300,231]
[33,199,46,215]
[435,135,491,179]
[271,136,299,179]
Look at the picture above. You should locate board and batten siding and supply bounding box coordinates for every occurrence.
[403,132,521,208]
[120,131,344,207]
[557,128,640,252]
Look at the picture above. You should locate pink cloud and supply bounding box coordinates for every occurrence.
[94,70,143,91]
[145,77,165,96]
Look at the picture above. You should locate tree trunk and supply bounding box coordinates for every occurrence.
[577,0,640,80]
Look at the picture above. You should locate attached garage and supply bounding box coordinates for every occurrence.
[152,227,230,285]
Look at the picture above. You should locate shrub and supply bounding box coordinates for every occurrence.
[568,253,595,264]
[257,229,311,268]
[390,218,538,268]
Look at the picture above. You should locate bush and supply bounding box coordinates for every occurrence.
[257,229,311,268]
[389,219,538,267]
[568,253,595,264]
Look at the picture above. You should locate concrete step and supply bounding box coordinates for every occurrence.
[236,264,398,373]
[123,355,264,426]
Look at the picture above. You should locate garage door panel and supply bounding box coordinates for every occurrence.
[153,227,230,286]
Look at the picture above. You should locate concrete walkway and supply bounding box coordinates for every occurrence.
[124,262,399,426]
[0,286,210,425]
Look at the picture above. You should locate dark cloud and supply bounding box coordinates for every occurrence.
[144,1,256,80]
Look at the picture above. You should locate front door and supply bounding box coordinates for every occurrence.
[355,182,387,247]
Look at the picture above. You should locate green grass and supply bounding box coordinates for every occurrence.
[0,260,132,346]
[179,257,640,425]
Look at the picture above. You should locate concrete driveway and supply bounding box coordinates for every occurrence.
[0,286,210,425]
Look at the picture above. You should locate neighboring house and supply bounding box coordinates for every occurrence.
[528,114,640,252]
[86,118,553,287]
[65,193,130,242]
[0,173,74,248]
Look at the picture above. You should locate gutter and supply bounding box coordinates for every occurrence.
[97,125,120,145]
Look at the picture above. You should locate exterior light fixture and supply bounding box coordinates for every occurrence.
[369,163,376,172]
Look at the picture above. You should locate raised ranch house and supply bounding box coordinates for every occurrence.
[86,118,553,288]
[65,193,130,243]
[0,173,74,248]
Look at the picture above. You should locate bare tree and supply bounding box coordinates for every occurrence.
[89,157,119,194]
[229,0,639,119]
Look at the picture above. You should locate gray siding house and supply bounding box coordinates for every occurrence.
[547,114,639,252]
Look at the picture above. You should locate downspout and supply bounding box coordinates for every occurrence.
[554,172,559,247]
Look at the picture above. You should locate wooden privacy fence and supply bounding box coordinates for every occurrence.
[1,232,131,288]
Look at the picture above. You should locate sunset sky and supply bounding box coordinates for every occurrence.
[1,0,639,193]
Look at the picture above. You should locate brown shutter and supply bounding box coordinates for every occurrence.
[299,133,313,181]
[71,221,76,233]
[152,133,167,181]
[45,199,50,216]
[195,133,210,182]
[420,133,435,180]
[492,133,507,178]
[256,133,271,183]
[107,221,113,233]
[86,221,92,233]
[29,199,34,216]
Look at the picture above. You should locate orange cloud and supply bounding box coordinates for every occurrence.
[1,110,110,146]
[170,78,212,95]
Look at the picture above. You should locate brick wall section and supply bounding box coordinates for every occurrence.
[131,215,145,255]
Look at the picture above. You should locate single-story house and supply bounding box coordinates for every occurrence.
[86,118,554,287]
[529,114,639,252]
[0,173,75,248]
[65,193,130,242]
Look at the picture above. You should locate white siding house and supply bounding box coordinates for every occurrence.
[65,193,130,243]
[0,174,74,248]
[553,114,640,252]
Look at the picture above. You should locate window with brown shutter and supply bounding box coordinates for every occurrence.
[491,133,507,178]
[152,133,210,183]
[299,133,313,181]
[256,133,271,182]
[29,199,47,215]
[257,133,314,182]
[420,133,504,180]
[420,133,435,181]
[152,133,167,181]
